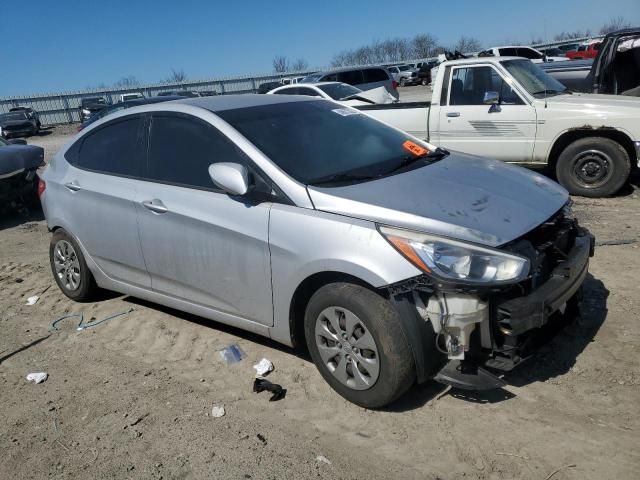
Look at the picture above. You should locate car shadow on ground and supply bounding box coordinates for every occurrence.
[117,274,607,412]
[0,202,44,232]
[122,296,300,357]
[503,274,609,386]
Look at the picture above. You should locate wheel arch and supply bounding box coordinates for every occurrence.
[288,271,380,350]
[548,127,636,174]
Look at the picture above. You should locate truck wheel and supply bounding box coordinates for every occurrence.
[400,77,407,87]
[304,282,415,408]
[49,229,99,302]
[556,137,630,197]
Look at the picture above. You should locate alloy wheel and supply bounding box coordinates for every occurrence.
[53,240,81,291]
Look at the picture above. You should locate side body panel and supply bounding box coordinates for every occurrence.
[268,204,421,346]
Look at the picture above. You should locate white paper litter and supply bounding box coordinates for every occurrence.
[211,404,225,418]
[25,296,39,306]
[26,372,48,384]
[253,358,274,377]
[316,455,331,465]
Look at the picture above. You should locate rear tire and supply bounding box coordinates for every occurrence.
[49,229,98,302]
[304,282,415,408]
[556,137,630,197]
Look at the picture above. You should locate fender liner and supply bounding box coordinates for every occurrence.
[388,292,446,384]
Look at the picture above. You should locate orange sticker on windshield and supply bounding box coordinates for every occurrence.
[402,140,429,157]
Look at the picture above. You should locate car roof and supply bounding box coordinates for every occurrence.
[491,45,537,49]
[168,94,317,112]
[279,82,341,87]
[312,65,388,74]
[443,56,525,66]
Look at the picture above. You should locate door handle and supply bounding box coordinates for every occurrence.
[64,181,82,192]
[446,112,461,118]
[141,200,168,214]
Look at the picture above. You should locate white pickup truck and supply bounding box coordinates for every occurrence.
[360,56,640,197]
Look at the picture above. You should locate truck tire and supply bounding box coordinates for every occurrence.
[49,229,99,302]
[304,282,415,408]
[400,77,407,87]
[556,137,630,197]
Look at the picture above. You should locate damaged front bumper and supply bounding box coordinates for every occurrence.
[391,215,595,390]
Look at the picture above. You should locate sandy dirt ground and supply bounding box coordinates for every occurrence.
[0,126,639,480]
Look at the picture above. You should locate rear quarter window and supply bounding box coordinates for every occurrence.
[337,70,364,85]
[76,116,144,177]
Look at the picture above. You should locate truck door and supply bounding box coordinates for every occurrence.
[438,64,537,163]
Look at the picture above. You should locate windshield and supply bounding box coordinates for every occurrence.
[0,112,28,121]
[316,83,362,100]
[501,59,567,97]
[218,101,436,185]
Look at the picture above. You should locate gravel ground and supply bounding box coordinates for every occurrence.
[0,129,638,480]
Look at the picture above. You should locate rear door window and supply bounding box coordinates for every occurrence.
[516,47,543,60]
[363,68,389,83]
[337,70,365,85]
[77,116,144,177]
[498,48,518,56]
[146,113,247,190]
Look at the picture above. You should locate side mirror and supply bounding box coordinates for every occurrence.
[7,138,27,145]
[483,91,500,105]
[208,162,250,196]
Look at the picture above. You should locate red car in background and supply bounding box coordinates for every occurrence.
[566,42,601,59]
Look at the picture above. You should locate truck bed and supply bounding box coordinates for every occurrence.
[356,101,430,140]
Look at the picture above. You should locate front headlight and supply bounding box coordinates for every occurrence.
[82,109,91,115]
[379,226,529,285]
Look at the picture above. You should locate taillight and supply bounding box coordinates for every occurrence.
[37,178,46,197]
[392,80,399,90]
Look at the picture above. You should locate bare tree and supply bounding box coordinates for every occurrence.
[411,34,438,58]
[453,36,482,54]
[291,58,309,71]
[273,56,290,73]
[600,16,631,34]
[165,68,187,83]
[113,75,140,88]
[554,30,590,41]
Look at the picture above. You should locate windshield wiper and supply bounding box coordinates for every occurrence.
[308,172,378,186]
[385,147,450,175]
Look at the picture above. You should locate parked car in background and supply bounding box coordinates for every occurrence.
[198,91,219,97]
[79,97,109,122]
[557,43,582,54]
[538,47,566,57]
[157,90,201,98]
[9,107,41,132]
[566,42,601,60]
[40,94,594,407]
[258,81,283,94]
[478,45,569,62]
[282,76,306,85]
[119,92,144,102]
[302,66,399,99]
[268,82,396,105]
[77,95,183,131]
[386,65,417,86]
[357,56,640,197]
[541,28,640,96]
[417,60,439,85]
[0,110,40,138]
[0,136,44,209]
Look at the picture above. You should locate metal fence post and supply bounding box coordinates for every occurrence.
[61,96,74,124]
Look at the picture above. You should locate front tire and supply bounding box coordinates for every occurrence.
[49,229,98,301]
[304,282,415,408]
[556,137,630,197]
[400,77,407,87]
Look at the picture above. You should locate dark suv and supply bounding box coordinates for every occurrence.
[78,97,110,122]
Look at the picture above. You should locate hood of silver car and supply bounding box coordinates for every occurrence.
[307,153,569,247]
